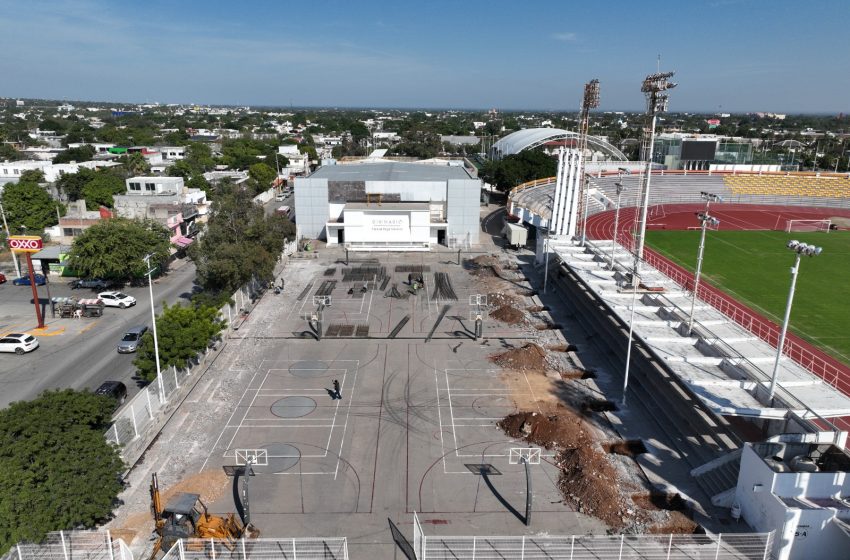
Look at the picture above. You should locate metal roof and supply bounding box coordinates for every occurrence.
[164,493,200,515]
[309,161,474,182]
[492,128,627,161]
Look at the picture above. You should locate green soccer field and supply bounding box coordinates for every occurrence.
[645,229,850,364]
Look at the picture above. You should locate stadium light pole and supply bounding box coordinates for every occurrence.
[143,253,166,403]
[608,168,630,270]
[579,79,600,246]
[767,241,822,402]
[686,192,723,335]
[622,268,640,408]
[633,71,676,275]
[687,213,720,336]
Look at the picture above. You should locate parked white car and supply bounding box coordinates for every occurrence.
[0,333,39,355]
[98,291,137,309]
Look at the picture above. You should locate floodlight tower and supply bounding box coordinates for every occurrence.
[632,71,676,273]
[578,79,600,245]
[768,240,822,402]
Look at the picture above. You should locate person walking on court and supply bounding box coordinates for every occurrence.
[333,379,341,400]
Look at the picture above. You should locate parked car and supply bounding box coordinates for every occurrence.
[0,272,6,284]
[117,325,148,353]
[98,291,137,308]
[94,381,127,405]
[275,192,287,201]
[0,333,39,355]
[12,274,47,286]
[70,278,113,290]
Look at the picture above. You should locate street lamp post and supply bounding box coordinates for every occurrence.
[767,241,822,402]
[143,254,166,402]
[687,192,723,335]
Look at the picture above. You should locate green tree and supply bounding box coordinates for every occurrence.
[0,180,63,232]
[0,389,124,553]
[479,150,557,192]
[66,218,170,281]
[81,171,125,209]
[185,142,215,173]
[248,162,276,193]
[56,168,97,201]
[189,183,295,294]
[133,303,224,382]
[0,143,22,161]
[118,152,151,177]
[53,145,96,164]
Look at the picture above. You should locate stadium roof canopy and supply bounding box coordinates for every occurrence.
[491,128,628,161]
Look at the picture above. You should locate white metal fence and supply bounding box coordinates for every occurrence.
[1,530,132,560]
[160,538,348,560]
[104,275,265,460]
[419,533,774,560]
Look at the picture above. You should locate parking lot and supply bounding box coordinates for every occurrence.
[110,250,607,559]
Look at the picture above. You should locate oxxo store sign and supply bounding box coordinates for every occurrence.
[7,235,44,253]
[7,235,46,328]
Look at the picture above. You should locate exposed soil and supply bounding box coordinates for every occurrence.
[491,343,548,371]
[499,411,624,528]
[490,305,525,324]
[487,292,520,308]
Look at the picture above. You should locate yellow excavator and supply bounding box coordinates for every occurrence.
[149,473,259,558]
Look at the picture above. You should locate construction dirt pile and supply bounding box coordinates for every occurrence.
[498,410,698,533]
[487,292,520,308]
[490,305,525,324]
[491,343,549,371]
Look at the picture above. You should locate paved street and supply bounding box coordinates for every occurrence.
[0,259,197,409]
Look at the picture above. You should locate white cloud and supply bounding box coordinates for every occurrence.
[552,32,578,42]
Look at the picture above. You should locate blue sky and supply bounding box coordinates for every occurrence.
[1,0,848,112]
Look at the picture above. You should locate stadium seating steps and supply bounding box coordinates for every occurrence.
[723,175,850,198]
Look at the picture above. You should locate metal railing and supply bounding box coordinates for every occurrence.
[1,530,132,560]
[160,538,348,560]
[104,276,267,460]
[420,533,774,560]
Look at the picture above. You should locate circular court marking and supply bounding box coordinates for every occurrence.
[289,360,330,377]
[261,443,301,473]
[271,396,316,418]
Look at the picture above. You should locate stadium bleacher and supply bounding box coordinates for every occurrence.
[723,174,850,198]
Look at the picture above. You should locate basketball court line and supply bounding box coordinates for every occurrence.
[435,364,556,474]
[214,359,360,476]
[200,358,267,471]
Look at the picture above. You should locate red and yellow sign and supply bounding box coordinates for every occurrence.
[7,235,43,253]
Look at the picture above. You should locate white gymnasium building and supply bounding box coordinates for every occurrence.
[294,159,481,251]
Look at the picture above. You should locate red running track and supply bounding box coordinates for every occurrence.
[586,203,850,431]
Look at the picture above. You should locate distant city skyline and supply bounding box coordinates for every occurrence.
[2,0,848,113]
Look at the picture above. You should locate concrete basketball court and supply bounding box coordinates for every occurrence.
[120,251,607,558]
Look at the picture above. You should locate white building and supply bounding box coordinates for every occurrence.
[0,159,120,185]
[277,145,310,176]
[734,440,850,560]
[295,159,481,251]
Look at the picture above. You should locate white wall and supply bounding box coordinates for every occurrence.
[735,445,850,560]
[342,209,430,245]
